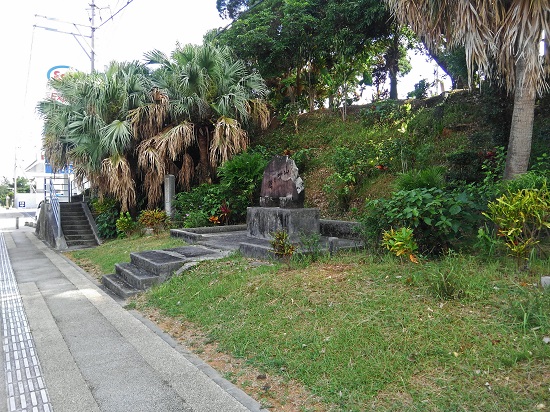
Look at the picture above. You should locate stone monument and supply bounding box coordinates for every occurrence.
[247,155,320,241]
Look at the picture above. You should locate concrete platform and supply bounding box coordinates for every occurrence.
[171,225,363,260]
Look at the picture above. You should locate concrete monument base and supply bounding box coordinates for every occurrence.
[246,207,320,241]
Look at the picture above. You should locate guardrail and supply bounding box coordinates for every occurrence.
[49,178,61,239]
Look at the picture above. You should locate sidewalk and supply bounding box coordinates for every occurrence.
[0,226,264,412]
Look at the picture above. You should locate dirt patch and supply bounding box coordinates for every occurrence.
[138,306,328,411]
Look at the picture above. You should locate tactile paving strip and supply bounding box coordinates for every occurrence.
[0,232,54,412]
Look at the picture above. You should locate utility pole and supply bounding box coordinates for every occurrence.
[90,0,96,72]
[34,0,135,74]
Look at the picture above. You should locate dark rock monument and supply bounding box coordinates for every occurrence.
[247,155,320,241]
[259,155,305,208]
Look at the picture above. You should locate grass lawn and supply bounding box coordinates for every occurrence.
[65,233,550,410]
[129,249,550,411]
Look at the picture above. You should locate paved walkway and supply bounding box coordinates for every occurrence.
[0,226,263,412]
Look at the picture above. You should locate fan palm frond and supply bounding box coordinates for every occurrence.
[101,155,136,211]
[178,153,194,191]
[210,116,248,165]
[100,119,132,156]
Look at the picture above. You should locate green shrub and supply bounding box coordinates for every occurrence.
[323,145,374,211]
[183,210,211,228]
[360,187,484,255]
[138,209,170,234]
[115,212,136,238]
[381,227,419,263]
[360,100,412,128]
[270,230,296,267]
[504,171,548,192]
[217,151,268,222]
[173,151,267,226]
[446,150,484,183]
[90,197,120,239]
[393,166,446,191]
[484,185,550,269]
[407,79,432,99]
[173,184,224,226]
[296,232,323,262]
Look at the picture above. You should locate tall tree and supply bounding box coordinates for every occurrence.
[38,47,270,211]
[385,0,550,179]
[38,61,151,212]
[215,0,413,114]
[136,43,270,206]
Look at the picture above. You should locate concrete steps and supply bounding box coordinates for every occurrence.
[60,203,98,249]
[102,245,227,300]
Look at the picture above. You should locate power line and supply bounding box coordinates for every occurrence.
[33,0,136,72]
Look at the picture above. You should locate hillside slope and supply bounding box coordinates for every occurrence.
[252,89,550,219]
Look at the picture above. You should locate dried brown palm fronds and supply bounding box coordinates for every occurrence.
[385,0,549,94]
[248,99,270,130]
[178,153,194,192]
[101,155,136,212]
[210,116,248,165]
[143,169,164,209]
[128,96,169,141]
[497,0,550,94]
[42,134,67,171]
[137,135,169,207]
[156,121,195,160]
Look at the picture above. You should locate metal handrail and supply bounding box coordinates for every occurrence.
[49,178,61,239]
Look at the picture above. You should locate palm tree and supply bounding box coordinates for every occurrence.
[385,0,550,179]
[38,61,152,211]
[134,43,270,207]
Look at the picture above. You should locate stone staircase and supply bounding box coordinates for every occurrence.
[102,245,227,299]
[60,202,98,249]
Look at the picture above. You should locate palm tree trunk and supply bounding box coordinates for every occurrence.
[503,55,536,180]
[197,128,212,184]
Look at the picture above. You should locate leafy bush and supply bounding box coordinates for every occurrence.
[173,151,268,226]
[484,185,550,269]
[173,184,224,226]
[446,150,484,183]
[138,209,170,234]
[291,148,316,173]
[115,212,136,238]
[183,210,211,228]
[360,187,484,255]
[381,227,419,263]
[360,100,412,128]
[217,151,268,222]
[270,230,296,267]
[504,171,548,193]
[296,232,323,262]
[323,145,374,211]
[407,79,432,99]
[393,166,446,191]
[90,197,120,239]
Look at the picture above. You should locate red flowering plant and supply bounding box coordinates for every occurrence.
[219,201,231,225]
[209,201,231,226]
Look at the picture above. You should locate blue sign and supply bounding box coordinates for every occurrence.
[47,65,72,80]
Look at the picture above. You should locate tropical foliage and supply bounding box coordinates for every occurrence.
[37,44,269,212]
[213,0,416,118]
[385,0,550,179]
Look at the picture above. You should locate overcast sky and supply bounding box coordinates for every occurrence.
[0,0,447,180]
